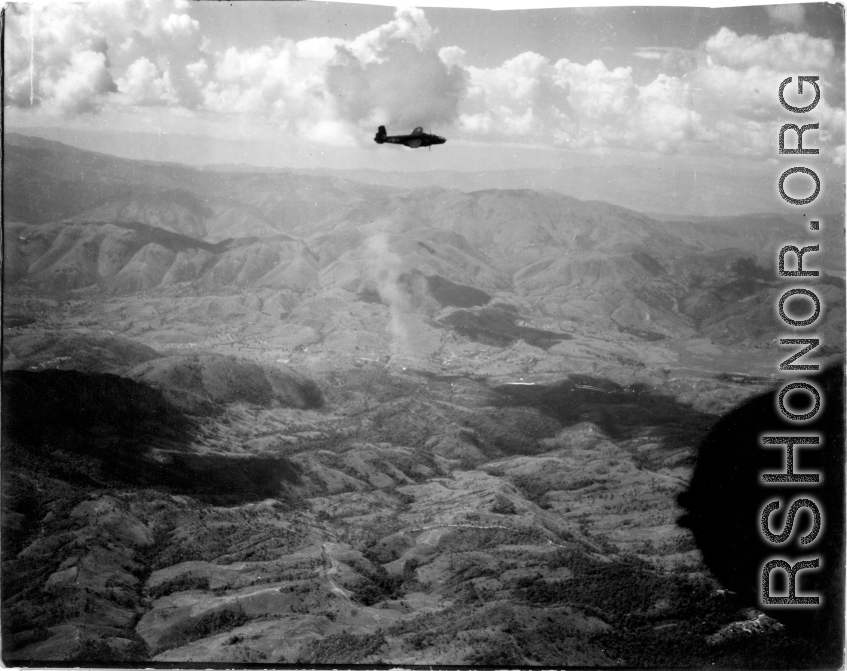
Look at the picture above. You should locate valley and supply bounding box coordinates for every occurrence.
[2,134,844,666]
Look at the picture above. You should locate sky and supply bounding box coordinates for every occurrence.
[4,0,846,183]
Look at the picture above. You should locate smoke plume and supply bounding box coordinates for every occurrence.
[366,234,412,361]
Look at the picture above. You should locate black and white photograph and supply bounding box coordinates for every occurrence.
[2,0,845,666]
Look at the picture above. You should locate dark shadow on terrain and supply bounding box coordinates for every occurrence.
[407,369,466,383]
[438,307,572,349]
[821,273,846,288]
[130,352,325,413]
[616,324,666,341]
[358,288,383,304]
[104,220,273,255]
[425,275,491,308]
[677,363,844,662]
[163,454,301,504]
[3,369,193,444]
[714,371,772,385]
[2,370,301,504]
[714,257,776,301]
[491,374,716,450]
[3,315,37,328]
[57,221,299,263]
[631,251,666,276]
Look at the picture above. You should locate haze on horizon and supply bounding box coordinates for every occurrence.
[4,1,845,215]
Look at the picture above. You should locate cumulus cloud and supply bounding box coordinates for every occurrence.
[4,2,116,113]
[3,3,459,142]
[161,12,199,38]
[453,26,841,159]
[201,39,342,137]
[563,61,706,151]
[689,27,844,158]
[44,50,116,114]
[4,0,209,113]
[454,53,706,154]
[457,52,573,140]
[4,2,843,160]
[202,7,461,141]
[117,57,174,106]
[327,41,464,130]
[705,26,833,71]
[347,6,434,63]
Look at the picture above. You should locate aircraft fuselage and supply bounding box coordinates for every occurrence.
[374,126,446,149]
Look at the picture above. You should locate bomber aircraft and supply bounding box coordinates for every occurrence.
[374,126,446,149]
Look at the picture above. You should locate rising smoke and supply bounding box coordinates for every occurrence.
[366,233,412,361]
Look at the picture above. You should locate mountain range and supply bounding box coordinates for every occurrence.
[11,127,847,217]
[2,133,844,666]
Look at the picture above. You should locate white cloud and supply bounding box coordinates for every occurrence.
[555,59,635,123]
[202,41,338,122]
[439,46,467,70]
[117,57,174,106]
[457,52,571,141]
[634,50,663,61]
[347,6,435,63]
[44,50,115,115]
[557,61,707,152]
[202,7,462,141]
[447,24,842,161]
[4,0,208,113]
[705,26,834,72]
[454,53,705,154]
[4,3,112,109]
[690,28,843,160]
[161,13,199,37]
[326,40,464,130]
[3,3,843,161]
[298,119,360,147]
[4,3,458,143]
[635,75,707,151]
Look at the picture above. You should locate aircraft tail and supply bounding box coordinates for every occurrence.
[374,126,387,144]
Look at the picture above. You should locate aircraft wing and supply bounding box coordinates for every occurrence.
[407,139,422,149]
